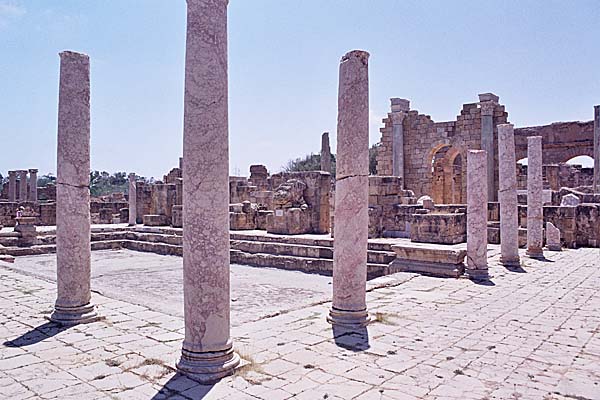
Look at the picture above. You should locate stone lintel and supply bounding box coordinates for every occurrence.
[390,98,410,113]
[478,92,499,103]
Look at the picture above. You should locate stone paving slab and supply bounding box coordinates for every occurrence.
[0,247,599,399]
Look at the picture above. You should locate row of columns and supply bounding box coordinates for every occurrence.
[6,169,38,202]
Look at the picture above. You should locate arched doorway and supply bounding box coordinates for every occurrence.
[430,145,464,204]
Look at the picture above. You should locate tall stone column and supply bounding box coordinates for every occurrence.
[177,0,239,382]
[594,105,599,192]
[497,124,520,267]
[526,136,544,259]
[18,170,28,201]
[466,150,489,280]
[328,50,370,328]
[390,98,409,183]
[8,171,17,202]
[128,173,137,226]
[479,93,499,201]
[321,132,331,173]
[50,51,97,325]
[28,169,38,202]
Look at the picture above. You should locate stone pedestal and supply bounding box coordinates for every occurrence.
[28,169,38,202]
[594,105,599,192]
[128,173,137,226]
[15,216,37,247]
[321,132,331,173]
[546,222,561,251]
[50,51,98,325]
[497,124,520,267]
[8,171,16,202]
[176,0,239,383]
[466,150,488,280]
[328,50,371,328]
[526,136,544,259]
[390,98,409,181]
[18,170,28,202]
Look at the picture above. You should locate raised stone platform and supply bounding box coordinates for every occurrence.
[390,241,467,278]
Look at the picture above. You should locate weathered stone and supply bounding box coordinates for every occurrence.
[594,105,599,192]
[128,173,136,226]
[328,50,370,328]
[321,132,332,173]
[526,136,544,259]
[18,170,28,201]
[390,98,409,180]
[466,150,488,279]
[8,171,17,202]
[273,179,307,209]
[172,205,183,228]
[50,51,98,325]
[416,195,433,206]
[14,216,37,247]
[497,124,520,267]
[410,212,466,244]
[390,242,466,278]
[561,193,580,206]
[546,222,561,251]
[28,169,38,202]
[480,94,499,202]
[177,0,239,383]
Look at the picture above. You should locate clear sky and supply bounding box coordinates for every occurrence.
[1,0,598,179]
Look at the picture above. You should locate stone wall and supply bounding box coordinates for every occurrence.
[517,163,593,191]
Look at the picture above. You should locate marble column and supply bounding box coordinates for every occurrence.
[328,50,370,328]
[28,169,38,202]
[466,150,489,280]
[128,173,137,226]
[50,51,97,325]
[18,170,28,201]
[594,105,599,192]
[176,0,239,382]
[390,98,409,182]
[497,124,520,267]
[479,93,499,202]
[8,171,17,202]
[321,132,331,173]
[526,136,544,259]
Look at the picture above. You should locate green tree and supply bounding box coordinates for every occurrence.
[282,144,379,176]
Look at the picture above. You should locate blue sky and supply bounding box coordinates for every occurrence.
[1,0,598,179]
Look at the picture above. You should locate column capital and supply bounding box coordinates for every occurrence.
[28,168,38,174]
[480,101,497,116]
[128,172,136,180]
[595,104,600,115]
[390,111,407,125]
[390,97,410,113]
[8,170,17,176]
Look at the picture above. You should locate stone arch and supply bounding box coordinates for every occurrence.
[428,144,466,204]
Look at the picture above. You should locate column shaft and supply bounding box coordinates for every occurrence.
[177,0,239,382]
[497,124,520,266]
[28,169,38,202]
[594,105,599,192]
[328,50,370,327]
[50,51,97,325]
[480,103,496,201]
[466,150,489,280]
[8,171,16,202]
[18,170,28,201]
[526,136,544,258]
[321,132,331,173]
[128,173,137,226]
[392,118,404,179]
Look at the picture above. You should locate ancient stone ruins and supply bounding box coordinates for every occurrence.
[0,1,599,399]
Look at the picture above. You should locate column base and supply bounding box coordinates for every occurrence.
[327,307,371,328]
[49,303,100,326]
[177,344,240,384]
[526,247,544,259]
[464,268,490,281]
[500,255,521,267]
[546,245,561,252]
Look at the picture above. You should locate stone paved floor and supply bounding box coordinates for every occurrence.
[0,247,599,399]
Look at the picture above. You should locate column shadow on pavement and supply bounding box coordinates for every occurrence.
[331,325,370,352]
[151,373,215,399]
[3,321,71,347]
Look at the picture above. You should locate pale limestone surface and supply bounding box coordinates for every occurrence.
[526,136,544,258]
[320,132,331,173]
[28,169,38,202]
[480,97,497,201]
[330,50,370,327]
[179,0,239,381]
[1,247,599,399]
[546,222,562,251]
[8,171,16,202]
[127,173,136,226]
[497,124,520,266]
[561,193,580,206]
[466,150,488,278]
[50,51,96,325]
[18,170,28,201]
[390,98,409,180]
